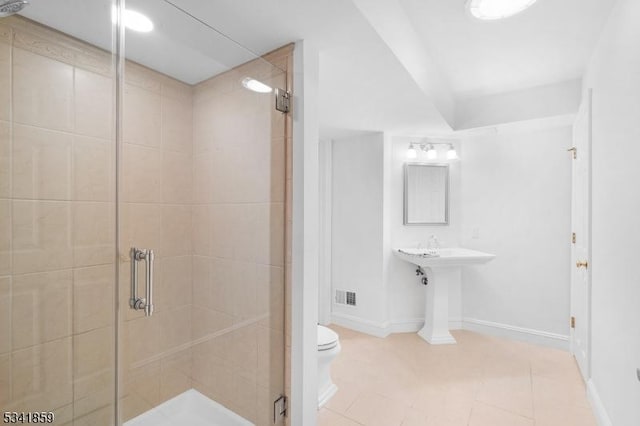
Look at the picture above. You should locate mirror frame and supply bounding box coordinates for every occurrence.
[403,163,450,226]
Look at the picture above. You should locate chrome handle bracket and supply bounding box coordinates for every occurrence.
[130,247,154,316]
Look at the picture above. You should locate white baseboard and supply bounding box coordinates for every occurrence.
[449,318,463,330]
[462,317,570,351]
[587,379,613,426]
[389,318,462,333]
[331,314,570,351]
[331,313,390,338]
[331,315,462,337]
[389,318,423,333]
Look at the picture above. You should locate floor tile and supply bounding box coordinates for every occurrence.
[468,401,534,426]
[318,408,363,426]
[476,375,533,418]
[320,326,596,426]
[325,379,363,414]
[400,407,428,426]
[344,391,409,426]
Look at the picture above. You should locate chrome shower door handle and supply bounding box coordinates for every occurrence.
[130,247,155,317]
[144,249,154,316]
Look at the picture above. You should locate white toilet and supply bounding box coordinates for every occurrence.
[317,325,341,408]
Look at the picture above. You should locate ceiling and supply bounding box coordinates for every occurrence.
[18,0,616,138]
[20,0,259,84]
[400,0,616,98]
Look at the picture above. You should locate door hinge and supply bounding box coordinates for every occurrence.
[274,395,287,423]
[571,316,576,329]
[568,147,577,159]
[275,88,291,113]
[572,232,576,244]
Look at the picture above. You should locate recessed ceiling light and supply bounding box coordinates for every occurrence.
[112,7,154,32]
[123,9,154,32]
[242,77,273,93]
[466,0,538,21]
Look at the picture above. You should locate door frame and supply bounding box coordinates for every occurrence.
[318,138,333,325]
[570,88,593,380]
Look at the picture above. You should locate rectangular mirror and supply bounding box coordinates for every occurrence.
[404,163,449,225]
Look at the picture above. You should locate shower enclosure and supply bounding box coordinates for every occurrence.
[0,1,290,425]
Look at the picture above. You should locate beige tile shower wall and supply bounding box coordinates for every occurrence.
[190,45,291,426]
[1,14,291,426]
[118,62,195,421]
[0,16,195,425]
[0,17,116,426]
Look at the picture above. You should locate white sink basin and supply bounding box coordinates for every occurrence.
[394,247,495,345]
[394,247,495,267]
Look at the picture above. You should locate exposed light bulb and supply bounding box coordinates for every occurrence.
[426,145,438,160]
[242,77,273,93]
[467,0,538,21]
[446,145,458,160]
[407,144,417,159]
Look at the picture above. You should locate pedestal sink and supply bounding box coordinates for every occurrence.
[394,247,495,344]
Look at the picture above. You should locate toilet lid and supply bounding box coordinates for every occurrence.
[318,325,339,350]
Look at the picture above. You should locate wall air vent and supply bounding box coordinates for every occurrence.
[335,290,357,306]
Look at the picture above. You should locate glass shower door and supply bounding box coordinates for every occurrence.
[117,1,288,425]
[1,1,118,424]
[0,1,288,424]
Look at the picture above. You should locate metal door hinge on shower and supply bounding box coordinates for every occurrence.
[130,247,155,316]
[275,88,291,113]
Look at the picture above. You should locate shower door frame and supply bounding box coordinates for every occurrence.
[114,0,124,422]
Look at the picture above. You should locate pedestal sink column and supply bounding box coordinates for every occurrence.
[393,247,495,345]
[418,266,459,345]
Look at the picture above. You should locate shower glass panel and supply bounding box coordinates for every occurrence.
[1,1,288,425]
[118,1,287,426]
[0,1,118,425]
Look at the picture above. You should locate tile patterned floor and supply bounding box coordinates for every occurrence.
[318,326,596,426]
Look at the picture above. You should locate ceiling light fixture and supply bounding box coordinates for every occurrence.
[466,0,538,21]
[242,77,273,93]
[124,9,154,32]
[112,7,154,32]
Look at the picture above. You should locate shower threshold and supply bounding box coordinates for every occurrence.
[124,389,253,426]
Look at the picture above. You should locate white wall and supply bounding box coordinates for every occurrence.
[331,132,389,333]
[459,126,573,346]
[583,0,640,424]
[329,128,572,345]
[291,40,319,426]
[388,137,462,330]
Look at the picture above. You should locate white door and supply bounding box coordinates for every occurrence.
[570,89,592,381]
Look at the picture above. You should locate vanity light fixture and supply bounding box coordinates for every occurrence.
[407,143,418,159]
[466,0,538,21]
[407,142,459,161]
[241,77,273,93]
